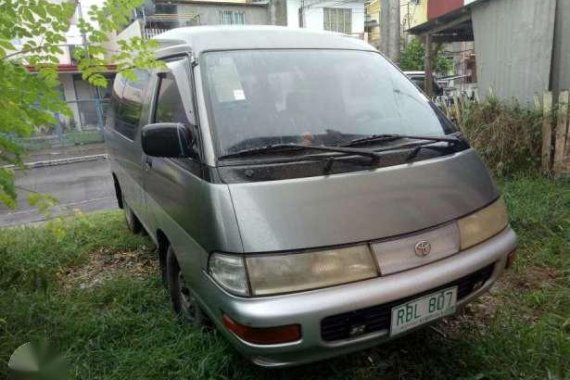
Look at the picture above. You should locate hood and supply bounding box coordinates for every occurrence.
[227,149,498,253]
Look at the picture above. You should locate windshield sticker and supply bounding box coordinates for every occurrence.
[233,89,246,101]
[207,56,244,103]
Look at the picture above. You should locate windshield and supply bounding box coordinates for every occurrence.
[200,49,456,157]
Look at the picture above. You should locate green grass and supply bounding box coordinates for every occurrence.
[1,176,569,380]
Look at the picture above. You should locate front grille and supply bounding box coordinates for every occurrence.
[321,264,495,342]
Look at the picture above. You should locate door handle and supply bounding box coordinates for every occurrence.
[144,157,153,171]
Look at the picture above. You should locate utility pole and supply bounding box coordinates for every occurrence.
[379,0,389,54]
[387,0,400,63]
[299,0,305,27]
[380,0,400,63]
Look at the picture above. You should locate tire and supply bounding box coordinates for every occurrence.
[122,194,142,234]
[166,246,209,328]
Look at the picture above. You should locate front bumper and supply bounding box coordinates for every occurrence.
[201,227,517,367]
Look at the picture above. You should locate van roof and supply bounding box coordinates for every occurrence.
[153,25,376,56]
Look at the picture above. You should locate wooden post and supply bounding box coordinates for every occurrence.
[453,95,461,124]
[541,91,553,173]
[553,90,569,175]
[473,88,480,103]
[424,33,433,97]
[533,94,542,112]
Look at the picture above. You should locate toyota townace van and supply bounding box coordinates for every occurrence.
[105,26,518,367]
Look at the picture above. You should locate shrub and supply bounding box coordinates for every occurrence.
[452,97,543,176]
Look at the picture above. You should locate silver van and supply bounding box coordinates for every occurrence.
[105,26,517,367]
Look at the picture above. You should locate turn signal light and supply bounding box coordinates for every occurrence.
[222,315,301,345]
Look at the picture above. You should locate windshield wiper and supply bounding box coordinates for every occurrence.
[341,133,466,148]
[219,143,382,162]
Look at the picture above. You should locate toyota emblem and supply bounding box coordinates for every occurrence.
[414,240,432,257]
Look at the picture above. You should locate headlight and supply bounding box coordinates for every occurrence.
[209,253,249,296]
[458,198,508,250]
[246,245,378,296]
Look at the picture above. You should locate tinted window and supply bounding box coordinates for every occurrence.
[201,50,456,156]
[153,71,199,159]
[110,69,149,139]
[154,73,191,125]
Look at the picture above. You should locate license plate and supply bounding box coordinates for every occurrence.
[390,287,457,336]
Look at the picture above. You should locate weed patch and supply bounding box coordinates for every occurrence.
[0,177,569,379]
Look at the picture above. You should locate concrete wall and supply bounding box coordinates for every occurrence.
[401,0,427,31]
[177,2,269,25]
[287,0,365,34]
[551,0,570,94]
[472,0,557,104]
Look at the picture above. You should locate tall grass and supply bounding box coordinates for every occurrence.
[449,97,543,176]
[0,178,569,379]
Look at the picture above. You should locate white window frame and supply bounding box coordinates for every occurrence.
[219,10,246,25]
[323,8,352,34]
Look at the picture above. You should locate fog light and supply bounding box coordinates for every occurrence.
[222,315,301,345]
[506,250,517,269]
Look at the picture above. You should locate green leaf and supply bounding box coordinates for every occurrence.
[0,39,15,51]
[0,0,161,208]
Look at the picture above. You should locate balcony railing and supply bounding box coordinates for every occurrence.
[143,27,171,39]
[141,12,200,39]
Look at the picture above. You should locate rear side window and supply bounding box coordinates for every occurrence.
[154,73,191,125]
[110,69,150,139]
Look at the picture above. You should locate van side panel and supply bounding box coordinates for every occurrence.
[143,159,243,295]
[105,73,147,223]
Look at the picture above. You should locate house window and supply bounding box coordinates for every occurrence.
[219,10,245,25]
[323,8,352,34]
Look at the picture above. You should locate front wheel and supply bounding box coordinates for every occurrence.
[122,194,142,234]
[166,246,208,328]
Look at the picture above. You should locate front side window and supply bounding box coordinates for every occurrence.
[153,69,199,159]
[200,49,456,157]
[154,73,191,125]
[324,8,352,34]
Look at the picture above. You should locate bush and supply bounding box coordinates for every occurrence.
[453,97,543,176]
[400,38,454,75]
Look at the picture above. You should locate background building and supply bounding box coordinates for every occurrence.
[287,0,366,39]
[111,0,277,41]
[13,0,116,133]
[408,0,570,103]
[114,0,366,43]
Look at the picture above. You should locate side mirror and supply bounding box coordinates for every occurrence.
[141,123,193,158]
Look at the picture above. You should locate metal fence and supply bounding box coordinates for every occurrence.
[18,99,108,151]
